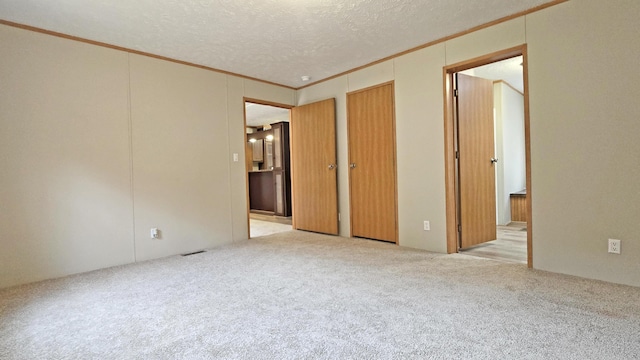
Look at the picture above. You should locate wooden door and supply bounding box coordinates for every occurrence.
[456,73,497,248]
[290,99,338,235]
[347,83,398,243]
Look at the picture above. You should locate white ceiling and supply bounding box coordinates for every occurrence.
[460,56,524,93]
[245,103,290,127]
[0,0,554,88]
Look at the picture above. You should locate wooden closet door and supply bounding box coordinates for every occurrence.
[347,82,398,243]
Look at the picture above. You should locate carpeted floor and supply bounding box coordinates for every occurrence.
[1,230,639,359]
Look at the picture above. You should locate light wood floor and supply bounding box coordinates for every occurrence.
[249,213,293,238]
[249,212,292,225]
[459,222,527,264]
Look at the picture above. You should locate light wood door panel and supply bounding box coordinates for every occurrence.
[457,73,497,248]
[290,99,338,235]
[347,83,398,243]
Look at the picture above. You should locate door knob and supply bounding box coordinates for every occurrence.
[490,158,499,164]
[328,164,336,170]
[349,163,357,169]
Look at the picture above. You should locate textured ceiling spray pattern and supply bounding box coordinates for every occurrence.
[0,0,554,87]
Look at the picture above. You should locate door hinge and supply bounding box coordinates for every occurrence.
[454,89,458,97]
[455,150,459,159]
[457,224,462,233]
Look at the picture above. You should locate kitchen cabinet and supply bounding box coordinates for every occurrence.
[251,139,264,162]
[271,122,291,217]
[249,171,274,212]
[510,190,527,222]
[264,141,273,170]
[246,123,291,217]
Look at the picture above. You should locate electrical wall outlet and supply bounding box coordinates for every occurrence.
[423,221,430,231]
[608,239,621,254]
[151,228,159,239]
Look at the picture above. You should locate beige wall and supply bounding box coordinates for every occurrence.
[526,0,640,286]
[0,26,134,287]
[226,77,249,242]
[297,0,640,286]
[0,24,294,288]
[394,44,448,252]
[129,54,233,261]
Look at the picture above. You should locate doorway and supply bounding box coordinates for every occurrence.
[244,98,340,239]
[244,100,293,238]
[444,45,532,266]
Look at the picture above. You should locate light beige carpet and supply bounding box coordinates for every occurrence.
[1,230,639,359]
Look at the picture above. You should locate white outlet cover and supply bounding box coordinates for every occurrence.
[608,239,621,254]
[424,221,430,231]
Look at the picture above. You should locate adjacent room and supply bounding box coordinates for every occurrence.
[1,0,639,358]
[244,102,293,238]
[456,56,528,264]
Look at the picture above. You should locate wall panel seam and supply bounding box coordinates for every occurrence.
[127,53,137,262]
[224,75,236,241]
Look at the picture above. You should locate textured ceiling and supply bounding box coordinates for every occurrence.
[245,103,290,127]
[0,0,555,88]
